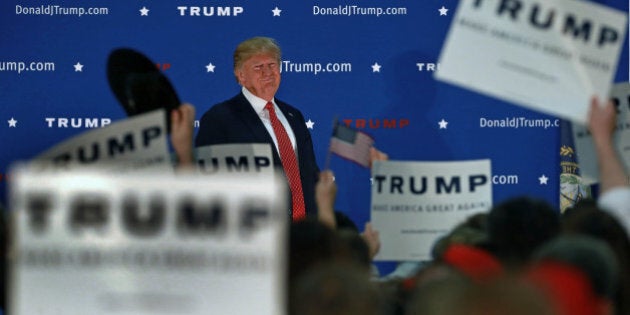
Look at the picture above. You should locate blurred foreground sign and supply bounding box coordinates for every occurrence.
[9,167,287,315]
[370,160,492,261]
[435,0,627,123]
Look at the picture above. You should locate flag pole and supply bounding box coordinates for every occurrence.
[323,115,338,171]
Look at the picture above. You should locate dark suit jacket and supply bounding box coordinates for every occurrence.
[195,92,320,218]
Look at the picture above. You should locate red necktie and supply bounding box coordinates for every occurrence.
[265,102,306,221]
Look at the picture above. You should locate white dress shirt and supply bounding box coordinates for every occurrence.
[242,87,298,154]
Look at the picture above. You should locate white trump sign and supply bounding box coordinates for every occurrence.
[435,0,627,124]
[33,110,172,172]
[195,143,274,177]
[371,160,492,261]
[9,167,287,315]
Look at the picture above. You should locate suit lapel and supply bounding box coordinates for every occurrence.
[277,101,303,142]
[232,93,283,167]
[232,93,274,144]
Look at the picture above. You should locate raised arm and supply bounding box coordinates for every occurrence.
[589,96,630,234]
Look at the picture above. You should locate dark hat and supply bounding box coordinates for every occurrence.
[107,48,180,132]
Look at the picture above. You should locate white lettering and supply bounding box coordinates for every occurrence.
[177,6,243,17]
[44,118,112,128]
[416,63,441,71]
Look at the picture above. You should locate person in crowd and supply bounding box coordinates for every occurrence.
[290,263,384,315]
[484,196,560,269]
[532,235,619,315]
[379,211,491,282]
[392,214,502,314]
[587,97,630,234]
[402,259,553,315]
[289,219,339,285]
[562,200,630,315]
[430,212,489,260]
[288,218,379,313]
[195,36,320,221]
[439,243,504,283]
[314,168,382,280]
[315,169,381,260]
[579,95,630,315]
[525,260,607,315]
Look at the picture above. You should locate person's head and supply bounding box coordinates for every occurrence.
[290,263,382,315]
[431,212,489,260]
[334,211,359,233]
[486,196,560,268]
[289,218,344,287]
[562,202,630,315]
[233,36,281,101]
[332,229,372,272]
[533,235,619,301]
[405,270,555,315]
[525,261,607,315]
[562,200,630,272]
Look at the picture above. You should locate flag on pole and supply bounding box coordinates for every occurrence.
[559,119,591,213]
[329,122,374,168]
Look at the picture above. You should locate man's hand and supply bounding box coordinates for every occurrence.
[588,96,617,147]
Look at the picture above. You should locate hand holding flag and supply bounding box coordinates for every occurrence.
[326,120,375,169]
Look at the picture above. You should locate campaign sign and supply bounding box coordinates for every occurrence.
[573,82,630,184]
[371,160,492,261]
[33,110,172,172]
[435,0,627,124]
[8,167,287,315]
[195,143,274,177]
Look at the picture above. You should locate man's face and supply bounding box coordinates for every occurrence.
[235,53,281,101]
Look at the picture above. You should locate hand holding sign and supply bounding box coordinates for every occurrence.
[573,83,630,184]
[371,159,492,261]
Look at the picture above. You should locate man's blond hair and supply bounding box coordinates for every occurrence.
[233,36,281,82]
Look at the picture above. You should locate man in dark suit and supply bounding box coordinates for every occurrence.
[195,36,320,220]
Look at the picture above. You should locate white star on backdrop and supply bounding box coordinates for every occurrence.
[371,62,381,73]
[73,62,83,72]
[8,118,17,127]
[140,7,149,16]
[305,119,315,129]
[439,6,448,16]
[205,63,216,73]
[438,119,448,129]
[538,174,549,185]
[272,7,282,16]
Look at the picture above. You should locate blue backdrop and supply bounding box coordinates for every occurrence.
[1,0,628,239]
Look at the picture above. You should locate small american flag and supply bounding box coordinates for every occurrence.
[329,122,374,168]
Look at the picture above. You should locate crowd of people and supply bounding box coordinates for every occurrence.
[285,96,629,315]
[1,36,629,315]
